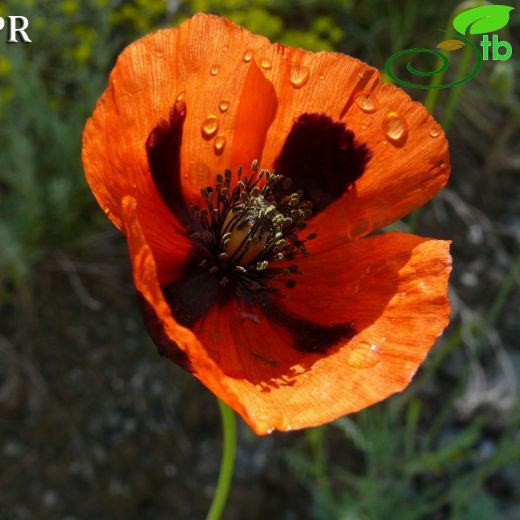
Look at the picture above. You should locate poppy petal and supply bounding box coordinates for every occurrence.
[121,195,252,421]
[164,230,450,433]
[83,91,191,284]
[83,14,271,278]
[273,112,371,214]
[123,197,450,434]
[145,100,193,229]
[305,83,450,251]
[228,60,278,172]
[249,45,449,243]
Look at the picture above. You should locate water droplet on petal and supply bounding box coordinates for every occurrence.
[439,161,447,170]
[176,91,185,102]
[213,135,226,155]
[201,116,219,139]
[289,64,310,88]
[383,112,408,146]
[355,92,377,113]
[102,206,111,216]
[429,127,440,138]
[361,124,367,130]
[218,99,230,112]
[347,344,381,369]
[210,64,220,76]
[319,73,325,80]
[222,45,229,52]
[260,58,272,70]
[242,49,254,62]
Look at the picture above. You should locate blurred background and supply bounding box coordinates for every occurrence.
[0,0,519,518]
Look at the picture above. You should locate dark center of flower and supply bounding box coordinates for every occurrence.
[189,160,317,296]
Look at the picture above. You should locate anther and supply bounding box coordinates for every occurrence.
[256,260,269,271]
[189,162,318,294]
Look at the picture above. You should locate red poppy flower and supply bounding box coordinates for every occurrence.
[82,14,451,434]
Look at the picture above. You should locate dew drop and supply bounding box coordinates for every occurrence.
[183,173,188,180]
[260,58,272,70]
[429,127,440,138]
[319,73,325,80]
[347,344,381,369]
[210,64,220,76]
[213,135,226,155]
[361,124,367,130]
[242,49,254,62]
[439,161,447,170]
[289,65,310,88]
[102,205,111,216]
[218,99,230,112]
[222,45,229,52]
[201,115,219,139]
[383,112,408,146]
[355,92,377,113]
[176,91,185,102]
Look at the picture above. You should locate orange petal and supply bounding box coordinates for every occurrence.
[121,195,254,422]
[247,44,449,243]
[85,13,270,208]
[83,74,192,284]
[85,14,449,260]
[228,59,278,172]
[305,83,449,250]
[83,14,272,278]
[206,232,451,431]
[131,213,451,432]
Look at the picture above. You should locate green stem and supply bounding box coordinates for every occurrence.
[424,25,456,114]
[206,399,237,520]
[440,41,474,130]
[408,1,487,232]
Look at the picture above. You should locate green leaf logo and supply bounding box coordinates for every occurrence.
[453,5,515,35]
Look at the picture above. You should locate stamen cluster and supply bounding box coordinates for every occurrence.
[190,161,317,293]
